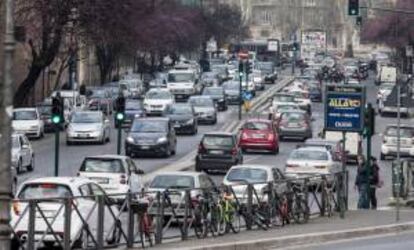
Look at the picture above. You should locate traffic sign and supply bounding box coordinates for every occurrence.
[242,91,253,101]
[324,85,366,132]
[267,39,279,52]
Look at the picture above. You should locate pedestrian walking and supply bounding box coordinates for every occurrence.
[369,157,381,210]
[355,155,369,209]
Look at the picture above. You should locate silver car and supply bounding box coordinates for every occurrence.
[66,111,111,145]
[188,96,217,124]
[11,133,35,174]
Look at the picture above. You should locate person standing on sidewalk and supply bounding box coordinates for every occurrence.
[369,157,381,209]
[355,155,369,209]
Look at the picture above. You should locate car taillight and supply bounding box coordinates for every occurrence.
[120,175,127,184]
[242,132,248,140]
[198,143,206,153]
[286,164,299,168]
[268,133,274,141]
[231,147,238,156]
[12,202,20,215]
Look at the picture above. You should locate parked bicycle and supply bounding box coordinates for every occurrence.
[217,186,241,234]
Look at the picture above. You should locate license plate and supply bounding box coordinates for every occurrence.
[210,150,224,155]
[252,134,265,138]
[176,95,183,98]
[79,133,89,138]
[174,125,180,128]
[90,177,109,184]
[288,123,300,128]
[141,146,150,149]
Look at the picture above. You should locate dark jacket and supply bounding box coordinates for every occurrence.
[370,163,380,186]
[355,166,368,187]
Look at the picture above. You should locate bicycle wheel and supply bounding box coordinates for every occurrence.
[193,207,206,239]
[229,209,241,234]
[292,197,309,224]
[139,215,154,248]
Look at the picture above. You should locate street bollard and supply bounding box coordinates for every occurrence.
[97,195,105,249]
[345,171,349,210]
[320,178,326,217]
[246,184,253,230]
[155,192,163,244]
[335,174,341,212]
[27,200,36,250]
[182,190,190,241]
[127,192,134,248]
[63,198,72,250]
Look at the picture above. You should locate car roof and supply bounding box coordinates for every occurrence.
[21,177,92,187]
[305,138,339,144]
[204,132,234,136]
[295,146,329,152]
[85,154,129,160]
[73,110,103,115]
[189,95,212,99]
[153,171,202,177]
[281,110,307,114]
[136,117,169,122]
[245,119,272,124]
[13,108,37,111]
[229,164,274,171]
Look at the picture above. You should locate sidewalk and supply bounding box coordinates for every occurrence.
[135,209,414,250]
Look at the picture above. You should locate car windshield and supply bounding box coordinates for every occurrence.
[227,168,268,183]
[223,82,239,90]
[168,73,194,82]
[273,95,295,102]
[168,105,192,114]
[12,136,19,148]
[203,88,223,96]
[281,112,305,122]
[385,127,414,138]
[90,90,106,98]
[80,159,124,173]
[243,122,270,130]
[13,110,38,120]
[146,91,171,100]
[37,105,51,116]
[125,101,143,110]
[189,98,213,106]
[71,112,101,123]
[18,183,72,199]
[277,105,297,111]
[290,150,329,161]
[150,175,195,189]
[202,135,234,148]
[131,120,167,133]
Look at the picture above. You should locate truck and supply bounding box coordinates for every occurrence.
[378,83,412,117]
[167,69,199,100]
[375,66,397,85]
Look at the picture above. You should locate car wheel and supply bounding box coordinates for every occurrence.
[212,117,217,125]
[66,140,72,146]
[16,160,22,174]
[100,132,106,145]
[27,155,34,172]
[272,146,279,155]
[164,145,171,158]
[195,161,202,172]
[380,153,385,161]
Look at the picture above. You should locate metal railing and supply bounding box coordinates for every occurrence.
[10,172,347,249]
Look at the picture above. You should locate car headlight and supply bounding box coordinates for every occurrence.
[185,119,194,125]
[134,113,142,118]
[126,136,134,143]
[157,137,168,144]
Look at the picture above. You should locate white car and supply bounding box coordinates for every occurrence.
[268,94,297,119]
[12,108,44,139]
[66,111,111,145]
[78,155,144,201]
[11,177,120,247]
[143,88,175,115]
[290,89,312,113]
[285,147,341,181]
[380,125,414,160]
[223,164,287,204]
[11,133,35,174]
[376,82,394,103]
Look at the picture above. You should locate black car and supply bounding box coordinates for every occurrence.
[195,132,243,173]
[202,86,228,111]
[125,117,177,158]
[309,86,322,102]
[222,81,241,105]
[200,72,219,87]
[165,103,198,135]
[123,99,146,128]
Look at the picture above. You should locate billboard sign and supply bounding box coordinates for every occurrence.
[301,30,326,62]
[325,85,366,132]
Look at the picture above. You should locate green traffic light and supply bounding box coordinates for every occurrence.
[52,115,61,124]
[116,112,124,121]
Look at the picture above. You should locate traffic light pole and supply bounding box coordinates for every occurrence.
[54,125,60,176]
[364,103,373,209]
[117,124,122,155]
[239,73,242,120]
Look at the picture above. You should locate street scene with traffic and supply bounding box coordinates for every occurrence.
[1,0,414,250]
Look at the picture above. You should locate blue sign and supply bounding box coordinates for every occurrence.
[242,91,253,101]
[324,85,365,132]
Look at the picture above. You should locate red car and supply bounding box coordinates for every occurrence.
[239,119,279,154]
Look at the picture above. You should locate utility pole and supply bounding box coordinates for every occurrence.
[0,0,15,249]
[396,82,401,222]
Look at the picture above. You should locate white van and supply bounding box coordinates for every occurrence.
[167,69,199,100]
[376,66,397,85]
[324,131,362,163]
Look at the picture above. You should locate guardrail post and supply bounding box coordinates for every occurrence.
[320,178,326,217]
[97,195,105,249]
[27,200,36,250]
[345,171,349,210]
[335,173,341,212]
[182,190,190,241]
[246,184,253,230]
[127,192,134,248]
[63,198,72,250]
[304,178,309,207]
[155,192,163,244]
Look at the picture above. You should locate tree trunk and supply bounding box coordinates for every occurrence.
[14,64,43,107]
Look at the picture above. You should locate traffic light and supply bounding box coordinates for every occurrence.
[364,103,375,135]
[292,42,300,52]
[356,16,363,26]
[51,96,64,124]
[238,61,244,77]
[246,60,253,75]
[115,95,125,122]
[348,0,359,16]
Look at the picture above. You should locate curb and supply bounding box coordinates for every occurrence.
[177,222,414,250]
